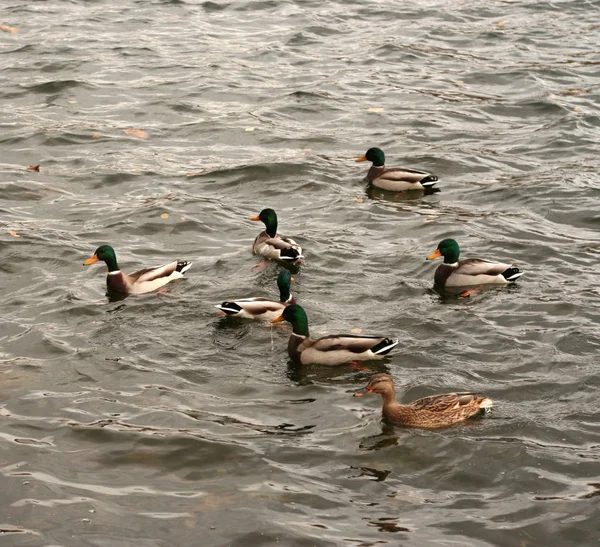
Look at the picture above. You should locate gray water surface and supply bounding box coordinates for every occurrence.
[1,0,599,545]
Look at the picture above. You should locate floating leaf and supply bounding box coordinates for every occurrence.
[355,197,364,203]
[185,173,197,177]
[573,106,581,112]
[303,148,312,152]
[123,128,149,139]
[180,216,185,221]
[67,97,77,104]
[27,164,40,171]
[567,89,584,95]
[160,213,169,219]
[0,25,17,34]
[245,127,255,132]
[302,186,313,191]
[91,132,101,139]
[367,107,384,113]
[497,20,508,26]
[351,328,362,334]
[9,231,20,238]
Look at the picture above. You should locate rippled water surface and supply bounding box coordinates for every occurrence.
[1,0,599,545]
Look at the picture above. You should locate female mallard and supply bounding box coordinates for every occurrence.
[426,238,523,287]
[250,208,303,264]
[271,304,398,365]
[215,271,294,320]
[355,147,438,191]
[83,245,191,295]
[354,373,492,428]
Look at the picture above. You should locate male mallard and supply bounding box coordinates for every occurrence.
[215,271,295,320]
[426,238,523,287]
[83,245,191,295]
[355,147,438,191]
[271,304,398,365]
[250,208,303,263]
[354,373,492,428]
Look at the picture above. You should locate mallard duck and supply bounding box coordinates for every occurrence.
[83,245,191,295]
[354,373,492,428]
[215,271,295,320]
[271,304,398,365]
[355,147,438,191]
[426,238,523,287]
[250,208,303,263]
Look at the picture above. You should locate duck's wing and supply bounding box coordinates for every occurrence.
[455,258,513,277]
[216,298,285,317]
[379,167,435,183]
[129,260,191,283]
[312,334,398,355]
[409,392,481,413]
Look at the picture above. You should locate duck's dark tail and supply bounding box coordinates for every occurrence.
[176,261,192,274]
[502,267,522,282]
[420,174,438,188]
[372,338,400,355]
[280,248,302,261]
[215,302,242,315]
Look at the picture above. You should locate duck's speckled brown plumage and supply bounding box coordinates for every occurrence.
[354,373,492,428]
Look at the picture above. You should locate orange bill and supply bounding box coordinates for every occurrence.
[355,155,367,162]
[426,249,442,260]
[353,386,373,397]
[271,315,285,323]
[83,254,99,265]
[249,215,260,221]
[290,277,295,282]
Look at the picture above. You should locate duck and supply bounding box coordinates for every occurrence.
[271,304,399,365]
[426,239,523,288]
[83,245,192,295]
[250,208,303,264]
[354,373,492,428]
[355,147,438,191]
[215,271,295,320]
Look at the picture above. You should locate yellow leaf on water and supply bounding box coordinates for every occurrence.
[91,132,101,139]
[367,107,384,113]
[567,89,584,95]
[186,173,197,177]
[351,328,362,334]
[303,148,312,152]
[0,25,17,34]
[27,164,40,171]
[245,127,255,132]
[573,107,581,112]
[355,197,364,203]
[123,128,149,139]
[497,20,508,26]
[160,213,169,219]
[180,216,185,221]
[67,97,77,104]
[9,231,20,238]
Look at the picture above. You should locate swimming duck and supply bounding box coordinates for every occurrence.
[271,304,398,365]
[250,208,303,264]
[215,271,295,320]
[426,238,523,287]
[355,147,438,191]
[83,245,191,295]
[354,373,492,428]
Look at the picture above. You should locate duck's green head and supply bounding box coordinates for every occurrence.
[84,245,119,271]
[271,304,309,336]
[250,208,278,237]
[277,270,294,302]
[427,238,460,264]
[355,147,385,167]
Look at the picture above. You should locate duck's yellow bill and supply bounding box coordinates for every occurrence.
[290,277,295,282]
[353,386,373,397]
[271,315,285,323]
[355,155,367,162]
[249,215,260,221]
[426,249,442,260]
[83,254,99,265]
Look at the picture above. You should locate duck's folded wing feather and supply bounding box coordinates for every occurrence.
[228,299,285,315]
[312,334,386,354]
[129,261,179,283]
[409,392,480,412]
[456,258,512,276]
[380,168,430,183]
[264,237,298,250]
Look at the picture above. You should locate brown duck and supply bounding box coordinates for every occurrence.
[354,373,492,428]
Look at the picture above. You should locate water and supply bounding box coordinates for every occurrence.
[1,0,599,545]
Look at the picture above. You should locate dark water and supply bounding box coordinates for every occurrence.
[1,0,599,545]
